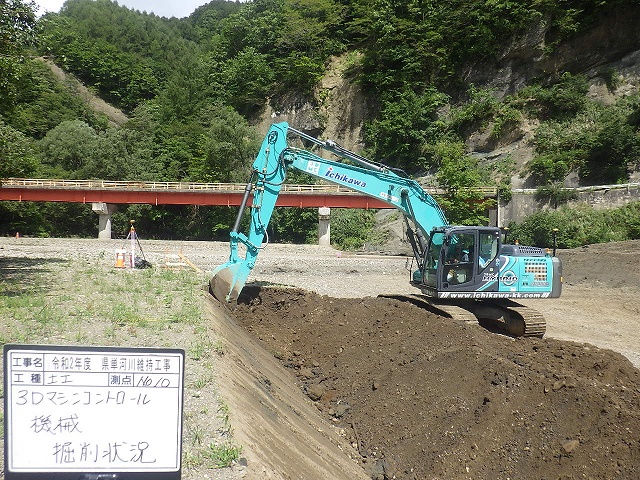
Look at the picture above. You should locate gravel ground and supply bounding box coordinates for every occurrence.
[3,236,639,480]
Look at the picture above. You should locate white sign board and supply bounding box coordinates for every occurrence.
[4,345,184,478]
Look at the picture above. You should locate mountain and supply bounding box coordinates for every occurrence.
[1,0,639,239]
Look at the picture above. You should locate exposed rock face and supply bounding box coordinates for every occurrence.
[317,54,372,153]
[255,55,372,153]
[463,4,640,98]
[256,5,640,187]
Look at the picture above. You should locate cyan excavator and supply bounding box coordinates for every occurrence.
[211,122,562,337]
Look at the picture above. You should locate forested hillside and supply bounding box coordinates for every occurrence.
[1,0,639,243]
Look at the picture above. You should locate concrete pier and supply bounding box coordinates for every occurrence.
[92,202,118,239]
[318,207,331,246]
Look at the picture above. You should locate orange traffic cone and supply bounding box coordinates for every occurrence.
[115,249,126,268]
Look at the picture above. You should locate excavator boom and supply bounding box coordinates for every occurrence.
[211,122,447,302]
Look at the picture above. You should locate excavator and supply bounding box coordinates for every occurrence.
[210,122,562,337]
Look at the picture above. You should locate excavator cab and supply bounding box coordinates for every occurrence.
[414,226,562,300]
[417,226,498,293]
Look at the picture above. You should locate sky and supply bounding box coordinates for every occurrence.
[35,0,218,19]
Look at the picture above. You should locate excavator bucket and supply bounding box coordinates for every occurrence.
[209,260,251,303]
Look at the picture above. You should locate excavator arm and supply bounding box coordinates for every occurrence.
[210,122,448,302]
[212,122,562,338]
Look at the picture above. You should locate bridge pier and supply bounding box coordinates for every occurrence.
[318,207,331,246]
[92,203,118,239]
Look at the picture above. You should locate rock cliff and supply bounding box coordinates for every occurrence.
[257,4,640,187]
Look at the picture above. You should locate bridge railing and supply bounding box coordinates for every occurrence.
[1,178,498,197]
[2,178,362,194]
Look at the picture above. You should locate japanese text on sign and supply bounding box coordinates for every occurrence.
[4,345,184,475]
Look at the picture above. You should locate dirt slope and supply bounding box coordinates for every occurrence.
[227,241,640,480]
[204,296,367,480]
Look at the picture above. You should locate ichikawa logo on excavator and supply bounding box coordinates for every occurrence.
[324,167,367,187]
[483,270,518,286]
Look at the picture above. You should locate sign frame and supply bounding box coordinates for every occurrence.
[3,344,185,480]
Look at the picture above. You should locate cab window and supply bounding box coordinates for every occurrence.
[479,232,498,269]
[443,233,475,285]
[424,232,445,287]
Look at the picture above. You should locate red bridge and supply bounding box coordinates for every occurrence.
[0,178,403,209]
[0,178,497,240]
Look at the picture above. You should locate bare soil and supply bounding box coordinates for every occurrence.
[226,240,640,480]
[1,238,639,479]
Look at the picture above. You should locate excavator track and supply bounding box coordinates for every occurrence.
[491,300,546,338]
[381,294,546,338]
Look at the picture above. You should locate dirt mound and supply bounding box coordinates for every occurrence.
[233,287,640,480]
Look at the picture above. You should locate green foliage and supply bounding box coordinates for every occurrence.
[535,184,578,206]
[190,105,261,183]
[527,151,580,184]
[219,47,275,115]
[447,86,502,136]
[528,95,640,185]
[4,59,104,138]
[39,0,198,111]
[204,443,242,469]
[0,120,39,179]
[515,73,589,121]
[204,0,345,112]
[269,208,318,243]
[0,201,95,237]
[508,202,640,249]
[364,88,448,171]
[156,56,209,120]
[352,1,619,96]
[430,139,493,226]
[330,209,381,251]
[38,120,98,176]
[601,67,622,92]
[0,0,38,113]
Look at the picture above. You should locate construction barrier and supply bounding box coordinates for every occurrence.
[114,249,126,268]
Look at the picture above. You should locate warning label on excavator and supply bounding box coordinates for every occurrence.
[3,344,184,479]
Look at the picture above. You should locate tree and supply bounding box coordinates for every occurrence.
[190,105,260,183]
[364,88,448,172]
[432,138,493,226]
[221,47,275,116]
[38,120,98,177]
[0,120,39,179]
[0,0,38,113]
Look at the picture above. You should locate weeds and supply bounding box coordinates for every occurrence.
[189,339,213,361]
[204,443,242,468]
[0,249,240,476]
[191,373,213,390]
[212,339,226,356]
[217,402,233,435]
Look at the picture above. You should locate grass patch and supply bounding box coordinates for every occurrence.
[204,443,242,468]
[0,250,240,476]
